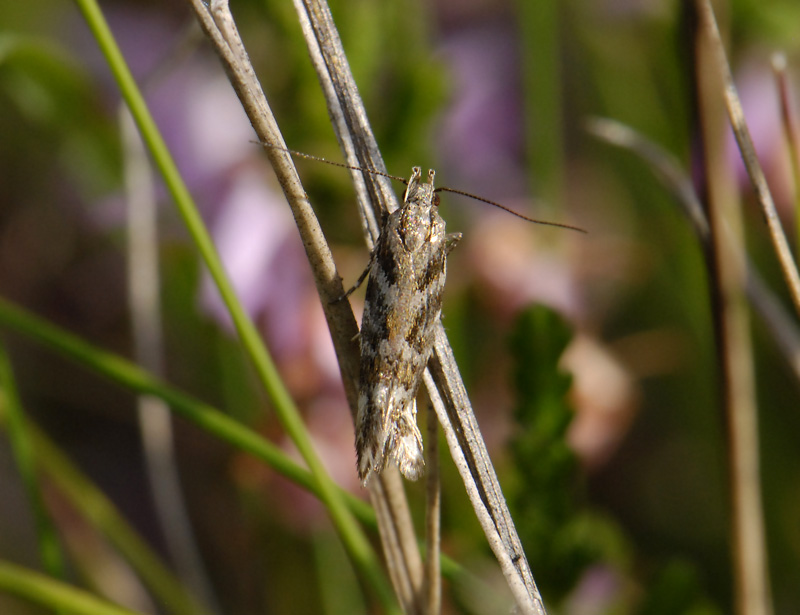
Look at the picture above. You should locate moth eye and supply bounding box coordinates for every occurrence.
[433,194,440,207]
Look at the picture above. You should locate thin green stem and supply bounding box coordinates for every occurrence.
[0,295,479,603]
[0,296,372,524]
[0,560,144,615]
[0,342,67,582]
[71,0,391,604]
[24,420,211,615]
[519,0,564,212]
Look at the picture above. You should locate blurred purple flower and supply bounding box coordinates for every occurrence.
[563,565,624,615]
[83,9,257,229]
[466,215,582,319]
[434,19,588,324]
[75,8,346,394]
[436,21,527,199]
[198,168,309,354]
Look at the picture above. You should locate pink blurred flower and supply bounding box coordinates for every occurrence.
[561,334,641,469]
[436,20,527,199]
[84,8,358,510]
[198,168,309,354]
[563,565,626,615]
[465,215,583,320]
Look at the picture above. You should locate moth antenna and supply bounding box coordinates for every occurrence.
[257,141,408,183]
[258,141,585,232]
[435,186,587,234]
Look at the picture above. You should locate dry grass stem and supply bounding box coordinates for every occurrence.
[120,108,220,613]
[423,370,541,615]
[587,117,800,389]
[291,0,431,608]
[187,0,546,610]
[771,54,800,250]
[292,0,383,243]
[696,4,773,613]
[187,0,424,611]
[426,328,545,614]
[369,474,422,614]
[697,0,800,318]
[291,0,545,612]
[424,405,441,615]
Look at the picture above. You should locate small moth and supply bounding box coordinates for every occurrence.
[355,167,460,486]
[258,142,584,487]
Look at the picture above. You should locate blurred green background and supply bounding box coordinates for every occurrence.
[1,0,800,613]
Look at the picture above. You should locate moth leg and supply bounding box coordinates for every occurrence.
[343,263,371,297]
[445,232,462,255]
[334,249,376,302]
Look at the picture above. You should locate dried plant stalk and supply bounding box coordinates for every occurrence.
[695,4,774,614]
[187,0,547,610]
[186,0,426,611]
[293,0,546,612]
[184,0,415,611]
[424,405,441,615]
[697,1,800,318]
[587,117,800,388]
[771,54,800,251]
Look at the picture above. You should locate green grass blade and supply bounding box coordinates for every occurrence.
[519,0,564,211]
[0,298,483,606]
[0,560,144,615]
[0,297,373,523]
[0,342,66,580]
[69,0,392,604]
[25,421,212,615]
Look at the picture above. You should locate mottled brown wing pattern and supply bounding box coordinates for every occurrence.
[355,168,460,486]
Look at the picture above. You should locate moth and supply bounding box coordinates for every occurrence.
[354,167,461,486]
[259,142,584,487]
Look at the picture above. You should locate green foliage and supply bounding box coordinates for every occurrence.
[637,560,721,615]
[0,34,121,198]
[508,307,723,613]
[508,306,604,599]
[2,0,799,612]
